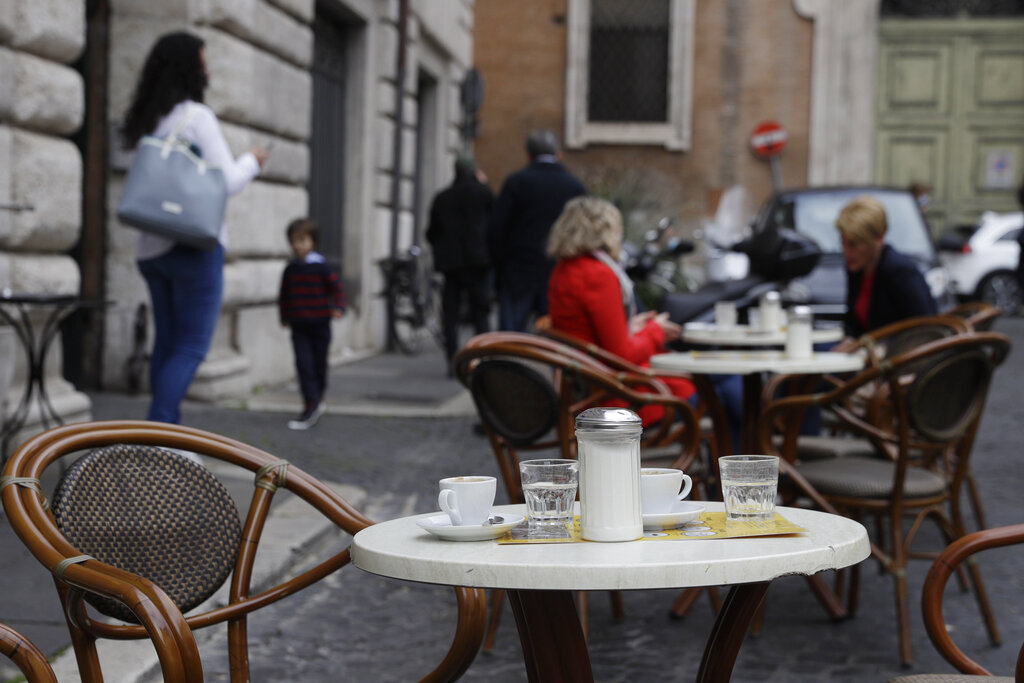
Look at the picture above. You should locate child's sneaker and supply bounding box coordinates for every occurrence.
[288,402,325,430]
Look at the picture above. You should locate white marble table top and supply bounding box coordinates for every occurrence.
[649,350,865,376]
[351,503,869,592]
[682,322,844,347]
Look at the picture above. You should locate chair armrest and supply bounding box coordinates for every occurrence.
[921,523,1024,677]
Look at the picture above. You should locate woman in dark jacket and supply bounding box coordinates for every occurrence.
[838,196,937,338]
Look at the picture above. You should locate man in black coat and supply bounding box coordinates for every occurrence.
[489,130,586,331]
[426,156,494,369]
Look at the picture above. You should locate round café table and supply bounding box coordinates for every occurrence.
[681,322,844,348]
[352,502,869,683]
[650,350,864,456]
[0,293,106,463]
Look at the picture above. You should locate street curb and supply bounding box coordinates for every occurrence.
[46,464,365,683]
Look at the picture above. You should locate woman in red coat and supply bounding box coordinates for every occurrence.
[546,197,696,412]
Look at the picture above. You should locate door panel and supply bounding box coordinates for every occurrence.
[876,18,1024,234]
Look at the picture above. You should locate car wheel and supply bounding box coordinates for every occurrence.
[976,270,1021,313]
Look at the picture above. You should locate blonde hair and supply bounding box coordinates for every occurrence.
[547,196,623,260]
[836,196,887,243]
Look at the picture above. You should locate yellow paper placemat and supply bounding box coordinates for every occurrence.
[497,512,805,544]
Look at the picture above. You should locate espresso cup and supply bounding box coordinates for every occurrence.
[640,468,693,514]
[438,476,496,526]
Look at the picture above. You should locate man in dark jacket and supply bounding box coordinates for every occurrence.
[489,130,586,331]
[426,156,494,369]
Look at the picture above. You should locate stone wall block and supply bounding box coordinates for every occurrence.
[0,253,79,295]
[6,0,85,63]
[202,28,312,138]
[225,181,306,260]
[223,258,287,307]
[265,0,314,24]
[190,0,313,68]
[0,130,81,252]
[220,120,309,184]
[376,117,395,172]
[0,48,84,136]
[234,304,293,388]
[107,18,190,120]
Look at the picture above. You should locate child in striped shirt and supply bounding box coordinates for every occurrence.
[278,218,345,429]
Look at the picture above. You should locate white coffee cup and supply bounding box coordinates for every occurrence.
[438,476,496,526]
[640,468,693,514]
[714,301,737,329]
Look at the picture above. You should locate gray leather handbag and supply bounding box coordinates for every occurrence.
[117,106,227,250]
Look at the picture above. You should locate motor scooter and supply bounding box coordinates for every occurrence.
[624,219,823,326]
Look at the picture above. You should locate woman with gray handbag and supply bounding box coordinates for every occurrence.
[121,31,267,425]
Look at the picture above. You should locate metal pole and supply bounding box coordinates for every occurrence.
[386,0,409,351]
[769,156,784,192]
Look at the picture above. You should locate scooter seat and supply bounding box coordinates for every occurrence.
[660,275,766,324]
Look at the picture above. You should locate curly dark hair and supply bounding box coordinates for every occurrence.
[122,32,208,149]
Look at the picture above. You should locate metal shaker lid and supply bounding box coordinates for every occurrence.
[575,407,642,432]
[789,305,812,321]
[762,290,781,303]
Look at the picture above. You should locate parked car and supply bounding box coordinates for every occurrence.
[937,211,1024,312]
[744,185,954,321]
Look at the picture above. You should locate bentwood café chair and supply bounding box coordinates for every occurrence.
[888,523,1024,683]
[0,622,57,683]
[0,420,487,683]
[760,332,1010,666]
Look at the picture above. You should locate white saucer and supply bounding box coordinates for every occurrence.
[642,501,706,530]
[416,513,526,541]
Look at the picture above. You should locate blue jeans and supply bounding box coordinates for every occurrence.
[138,244,224,423]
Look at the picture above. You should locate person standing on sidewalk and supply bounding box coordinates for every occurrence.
[489,130,586,332]
[123,31,266,425]
[279,219,346,430]
[426,156,494,374]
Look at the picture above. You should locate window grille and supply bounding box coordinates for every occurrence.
[587,0,669,123]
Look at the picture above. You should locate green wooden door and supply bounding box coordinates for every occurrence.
[875,17,1024,236]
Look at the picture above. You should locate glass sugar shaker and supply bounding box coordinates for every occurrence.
[575,407,643,542]
[760,290,782,332]
[786,305,813,359]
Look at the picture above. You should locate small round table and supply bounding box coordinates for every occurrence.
[651,350,864,455]
[352,502,869,682]
[0,293,105,463]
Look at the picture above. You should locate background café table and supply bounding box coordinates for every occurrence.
[650,350,865,455]
[352,502,869,683]
[681,322,844,348]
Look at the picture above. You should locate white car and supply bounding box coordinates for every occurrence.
[938,211,1024,312]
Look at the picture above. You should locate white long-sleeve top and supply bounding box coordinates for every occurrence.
[136,100,260,261]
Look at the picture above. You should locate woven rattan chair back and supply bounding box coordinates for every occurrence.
[1,623,57,683]
[470,359,559,450]
[51,444,242,623]
[0,420,486,683]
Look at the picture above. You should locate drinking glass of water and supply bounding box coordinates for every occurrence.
[520,459,579,527]
[718,455,779,521]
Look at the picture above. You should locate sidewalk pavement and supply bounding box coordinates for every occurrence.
[3,329,1024,682]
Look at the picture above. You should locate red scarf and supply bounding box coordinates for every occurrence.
[854,268,875,331]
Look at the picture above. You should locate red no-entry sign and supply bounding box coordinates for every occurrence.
[750,120,788,159]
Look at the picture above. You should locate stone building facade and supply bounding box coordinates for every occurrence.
[473,0,880,236]
[1,0,474,446]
